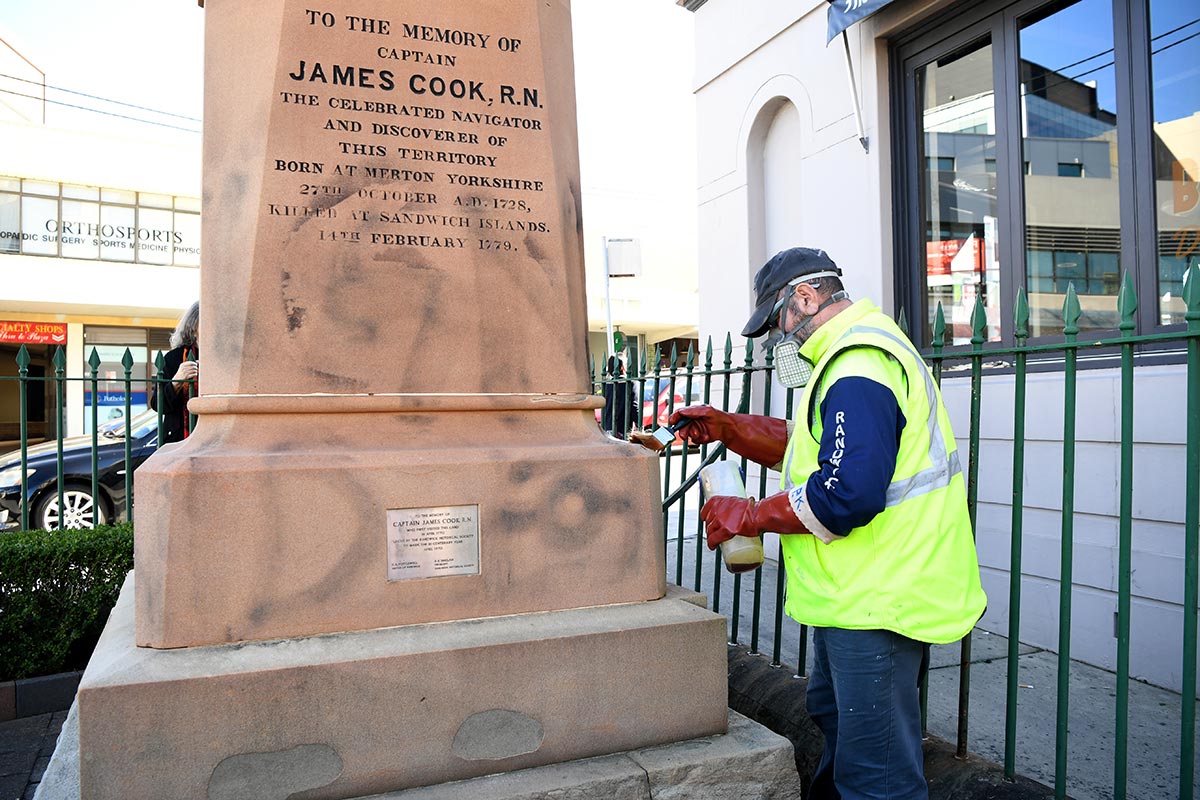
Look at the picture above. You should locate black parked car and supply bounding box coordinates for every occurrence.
[0,410,160,531]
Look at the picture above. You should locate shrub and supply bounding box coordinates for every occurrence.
[0,523,133,681]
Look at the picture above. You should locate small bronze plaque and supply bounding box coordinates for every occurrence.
[387,505,480,581]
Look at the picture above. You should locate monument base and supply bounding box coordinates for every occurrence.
[70,575,728,800]
[135,397,666,648]
[40,706,802,800]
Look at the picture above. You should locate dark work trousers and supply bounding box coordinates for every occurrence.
[806,627,930,800]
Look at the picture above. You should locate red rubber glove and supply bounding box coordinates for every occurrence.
[669,406,789,468]
[700,492,810,550]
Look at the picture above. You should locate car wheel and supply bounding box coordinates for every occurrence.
[35,485,106,531]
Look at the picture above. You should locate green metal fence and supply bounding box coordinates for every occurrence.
[0,347,184,533]
[595,267,1200,800]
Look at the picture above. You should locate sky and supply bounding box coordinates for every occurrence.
[0,0,700,287]
[1010,0,1197,123]
[0,0,206,138]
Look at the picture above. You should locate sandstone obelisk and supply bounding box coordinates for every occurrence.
[69,2,730,798]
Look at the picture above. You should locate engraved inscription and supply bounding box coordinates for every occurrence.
[268,5,552,254]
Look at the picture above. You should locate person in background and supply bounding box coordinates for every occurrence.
[600,355,639,440]
[671,247,986,800]
[151,301,199,444]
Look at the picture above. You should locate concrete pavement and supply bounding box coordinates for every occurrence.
[665,513,1199,800]
[0,712,64,800]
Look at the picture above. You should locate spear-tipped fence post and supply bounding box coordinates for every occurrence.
[154,351,166,442]
[667,342,683,585]
[956,291,987,758]
[932,302,946,385]
[89,348,101,520]
[1054,282,1082,799]
[122,348,135,524]
[1004,288,1031,778]
[17,345,30,531]
[1181,264,1200,800]
[53,346,66,529]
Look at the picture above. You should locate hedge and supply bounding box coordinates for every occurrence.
[0,522,133,682]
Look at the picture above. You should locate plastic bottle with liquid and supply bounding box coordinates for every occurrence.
[698,461,765,574]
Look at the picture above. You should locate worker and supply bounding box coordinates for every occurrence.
[671,246,986,800]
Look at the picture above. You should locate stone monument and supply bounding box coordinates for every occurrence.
[50,2,801,798]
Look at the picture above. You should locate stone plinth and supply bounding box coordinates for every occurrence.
[40,706,802,800]
[135,396,663,648]
[76,578,728,800]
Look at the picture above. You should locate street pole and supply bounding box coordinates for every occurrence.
[603,235,614,364]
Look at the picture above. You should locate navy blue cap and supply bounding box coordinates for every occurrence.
[742,248,842,337]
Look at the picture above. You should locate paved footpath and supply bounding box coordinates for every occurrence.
[664,513,1200,800]
[0,711,64,800]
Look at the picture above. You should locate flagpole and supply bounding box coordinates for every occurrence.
[841,29,869,153]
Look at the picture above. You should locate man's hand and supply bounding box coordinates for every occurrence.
[668,405,731,445]
[701,491,811,550]
[700,495,757,550]
[670,407,790,468]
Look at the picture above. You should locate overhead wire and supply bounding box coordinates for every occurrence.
[0,71,201,123]
[0,87,200,134]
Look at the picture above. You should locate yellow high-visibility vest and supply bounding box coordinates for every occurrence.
[779,300,986,644]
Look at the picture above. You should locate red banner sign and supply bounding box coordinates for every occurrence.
[926,237,983,277]
[0,321,68,345]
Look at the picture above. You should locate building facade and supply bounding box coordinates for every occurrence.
[679,0,1197,693]
[0,108,201,446]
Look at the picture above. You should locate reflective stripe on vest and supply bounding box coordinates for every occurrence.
[782,323,961,507]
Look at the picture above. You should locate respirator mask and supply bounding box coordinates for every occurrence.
[763,272,848,389]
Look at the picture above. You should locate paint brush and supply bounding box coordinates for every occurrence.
[628,418,694,452]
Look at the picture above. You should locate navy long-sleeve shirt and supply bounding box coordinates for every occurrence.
[787,352,908,540]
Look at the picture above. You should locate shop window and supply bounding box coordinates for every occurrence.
[140,192,173,209]
[99,204,136,262]
[101,188,136,204]
[60,199,100,260]
[173,211,201,267]
[893,0,1198,347]
[0,192,18,254]
[137,207,174,265]
[0,178,201,267]
[20,195,57,256]
[1150,0,1200,326]
[0,345,51,446]
[23,181,57,197]
[913,35,1001,345]
[62,184,99,201]
[82,327,150,434]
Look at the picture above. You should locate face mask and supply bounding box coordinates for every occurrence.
[767,290,849,389]
[772,337,813,389]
